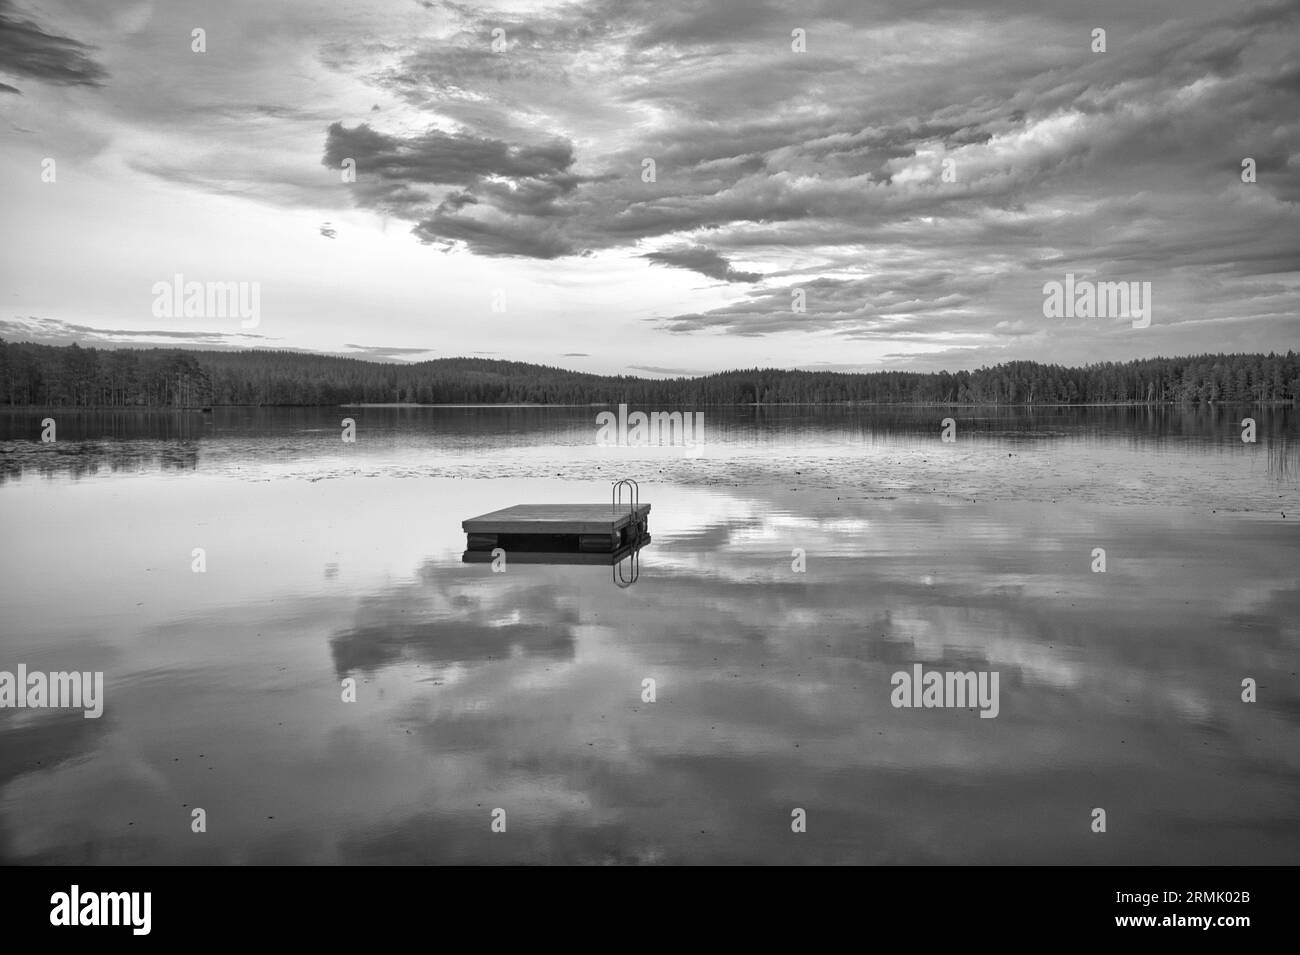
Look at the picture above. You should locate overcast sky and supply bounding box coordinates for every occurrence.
[1,0,1296,375]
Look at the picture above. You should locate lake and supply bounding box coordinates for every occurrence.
[1,405,1297,863]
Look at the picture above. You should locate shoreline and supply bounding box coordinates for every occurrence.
[0,400,1292,412]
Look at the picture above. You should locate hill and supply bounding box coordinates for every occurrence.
[1,341,1296,407]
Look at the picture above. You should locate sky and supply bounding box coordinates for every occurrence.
[0,0,1297,376]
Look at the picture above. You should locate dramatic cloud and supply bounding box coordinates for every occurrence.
[0,0,107,90]
[311,0,1299,352]
[322,120,587,257]
[2,0,1296,369]
[644,246,760,283]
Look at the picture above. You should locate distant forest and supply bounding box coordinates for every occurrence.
[1,340,1297,407]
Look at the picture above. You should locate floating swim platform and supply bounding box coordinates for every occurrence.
[462,480,650,564]
[461,503,651,560]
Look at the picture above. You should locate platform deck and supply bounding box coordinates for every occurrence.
[462,503,650,535]
[462,502,651,561]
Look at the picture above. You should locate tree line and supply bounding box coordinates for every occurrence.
[1,340,1296,407]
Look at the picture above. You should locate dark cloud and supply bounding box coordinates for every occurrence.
[644,246,760,282]
[0,0,107,88]
[323,121,575,189]
[654,273,990,337]
[323,121,587,255]
[0,81,19,94]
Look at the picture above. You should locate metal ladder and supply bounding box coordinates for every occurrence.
[612,547,639,588]
[611,478,642,588]
[611,478,639,518]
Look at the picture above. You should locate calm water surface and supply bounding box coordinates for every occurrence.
[1,406,1297,863]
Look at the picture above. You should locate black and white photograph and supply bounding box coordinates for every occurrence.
[0,0,1297,926]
